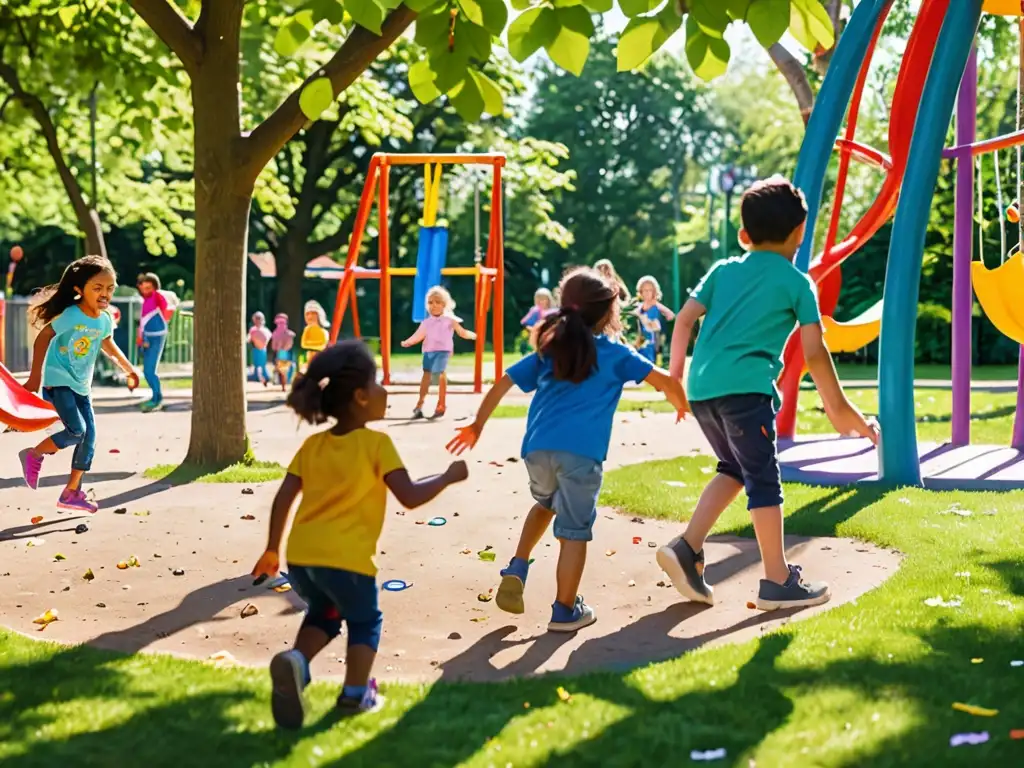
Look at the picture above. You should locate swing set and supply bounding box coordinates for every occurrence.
[327,153,506,393]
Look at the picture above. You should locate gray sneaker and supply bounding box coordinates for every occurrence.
[755,564,830,611]
[656,535,714,605]
[269,650,309,730]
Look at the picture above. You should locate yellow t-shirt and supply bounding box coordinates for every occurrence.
[285,428,404,576]
[301,325,328,351]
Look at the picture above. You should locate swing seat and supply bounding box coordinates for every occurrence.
[972,254,1024,345]
[0,363,59,433]
[821,298,885,354]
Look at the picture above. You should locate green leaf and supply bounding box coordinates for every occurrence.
[408,60,442,103]
[582,0,614,11]
[432,45,471,91]
[510,0,534,9]
[684,15,730,80]
[690,0,730,38]
[449,74,485,122]
[477,0,509,36]
[299,78,335,121]
[790,0,835,51]
[546,6,594,76]
[274,20,311,57]
[57,4,79,28]
[618,0,660,18]
[303,0,345,25]
[347,0,386,34]
[472,69,504,115]
[415,6,453,54]
[724,0,752,19]
[406,0,445,11]
[554,0,584,6]
[508,7,559,62]
[456,17,492,60]
[616,4,681,71]
[747,0,790,49]
[458,0,485,26]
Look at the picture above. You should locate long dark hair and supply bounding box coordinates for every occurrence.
[31,255,116,326]
[286,340,376,425]
[537,267,619,383]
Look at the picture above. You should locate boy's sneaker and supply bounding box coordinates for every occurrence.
[656,535,714,605]
[755,564,831,611]
[56,489,98,514]
[19,449,42,490]
[497,557,530,614]
[269,649,310,730]
[140,401,163,413]
[548,595,596,633]
[411,408,425,420]
[337,678,384,715]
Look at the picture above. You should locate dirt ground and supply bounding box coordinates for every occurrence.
[0,380,900,683]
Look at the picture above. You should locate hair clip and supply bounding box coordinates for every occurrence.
[318,377,330,390]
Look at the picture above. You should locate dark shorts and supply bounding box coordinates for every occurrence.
[691,394,783,510]
[287,565,383,651]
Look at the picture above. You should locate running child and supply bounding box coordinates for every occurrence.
[447,267,689,631]
[656,176,879,611]
[634,275,675,363]
[249,311,272,386]
[250,340,468,729]
[593,258,630,302]
[136,272,174,412]
[271,313,296,391]
[400,285,476,419]
[520,287,557,350]
[19,255,140,512]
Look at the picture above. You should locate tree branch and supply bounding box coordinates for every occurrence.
[310,219,355,256]
[242,5,417,176]
[127,0,202,74]
[768,42,814,126]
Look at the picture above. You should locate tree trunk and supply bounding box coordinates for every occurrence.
[768,43,815,126]
[275,236,309,326]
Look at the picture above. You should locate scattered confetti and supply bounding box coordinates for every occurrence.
[382,580,411,592]
[477,591,493,602]
[664,481,687,488]
[209,650,238,666]
[633,536,642,544]
[924,596,962,608]
[117,561,129,570]
[971,658,984,664]
[1010,729,1024,740]
[241,488,254,495]
[427,517,446,526]
[478,551,496,562]
[82,569,95,581]
[605,549,616,557]
[488,461,503,468]
[627,579,636,587]
[897,497,911,505]
[109,448,120,454]
[75,523,88,534]
[25,538,44,547]
[460,548,472,555]
[53,553,66,562]
[952,702,998,717]
[556,686,572,703]
[272,584,292,593]
[470,616,488,623]
[691,748,727,761]
[954,571,970,579]
[172,568,185,576]
[30,516,43,525]
[133,511,150,517]
[113,508,127,515]
[240,604,259,618]
[33,609,58,629]
[746,601,757,610]
[1011,660,1023,667]
[949,732,988,747]
[648,541,657,548]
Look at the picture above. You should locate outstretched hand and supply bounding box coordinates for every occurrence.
[125,370,140,391]
[446,423,481,456]
[251,550,280,580]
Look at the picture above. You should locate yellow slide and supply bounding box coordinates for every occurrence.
[972,254,1024,345]
[821,299,884,354]
[983,0,1023,16]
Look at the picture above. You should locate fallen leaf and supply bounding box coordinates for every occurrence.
[952,702,998,717]
[470,616,488,622]
[240,514,256,521]
[477,592,493,602]
[241,488,254,495]
[133,511,150,517]
[30,516,43,525]
[33,609,58,628]
[746,601,757,610]
[82,569,95,581]
[113,508,127,515]
[127,555,140,568]
[240,604,258,618]
[478,551,496,562]
[53,553,66,562]
[272,584,292,593]
[556,686,572,703]
[26,538,44,547]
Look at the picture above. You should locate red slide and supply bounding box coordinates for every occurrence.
[0,363,58,432]
[776,0,951,438]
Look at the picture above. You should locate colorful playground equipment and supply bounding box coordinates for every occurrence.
[781,0,1024,488]
[0,362,58,433]
[328,153,505,393]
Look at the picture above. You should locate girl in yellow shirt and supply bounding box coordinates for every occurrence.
[251,340,468,729]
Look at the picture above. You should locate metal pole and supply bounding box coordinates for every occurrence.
[474,176,481,264]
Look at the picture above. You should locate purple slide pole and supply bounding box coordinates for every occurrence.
[1013,353,1024,447]
[951,47,977,447]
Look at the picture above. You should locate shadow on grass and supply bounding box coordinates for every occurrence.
[721,485,890,540]
[95,461,284,509]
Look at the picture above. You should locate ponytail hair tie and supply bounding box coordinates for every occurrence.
[318,377,330,390]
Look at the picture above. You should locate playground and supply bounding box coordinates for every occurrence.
[1,0,1023,765]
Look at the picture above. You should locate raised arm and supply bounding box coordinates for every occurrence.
[453,321,477,341]
[801,324,878,443]
[446,373,515,454]
[669,298,705,381]
[25,325,55,393]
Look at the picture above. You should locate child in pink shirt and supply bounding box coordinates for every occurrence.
[400,286,476,419]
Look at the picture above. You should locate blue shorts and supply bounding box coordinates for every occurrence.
[691,394,783,510]
[638,342,656,362]
[524,450,603,541]
[422,351,450,376]
[286,565,383,651]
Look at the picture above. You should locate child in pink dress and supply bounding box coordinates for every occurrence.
[400,286,476,419]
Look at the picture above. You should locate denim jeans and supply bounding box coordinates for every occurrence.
[142,333,166,404]
[43,386,96,471]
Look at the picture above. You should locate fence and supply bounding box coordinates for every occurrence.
[1,295,194,374]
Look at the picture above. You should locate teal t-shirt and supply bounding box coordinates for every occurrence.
[687,251,820,405]
[43,305,114,396]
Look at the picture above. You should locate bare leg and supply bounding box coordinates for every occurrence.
[415,372,430,410]
[437,373,447,412]
[555,539,587,608]
[294,625,331,661]
[31,437,59,456]
[750,505,790,585]
[66,469,85,492]
[514,504,554,561]
[683,473,743,552]
[343,644,376,689]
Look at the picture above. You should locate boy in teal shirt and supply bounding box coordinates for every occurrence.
[657,176,878,610]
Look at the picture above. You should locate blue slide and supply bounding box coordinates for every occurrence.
[411,225,449,322]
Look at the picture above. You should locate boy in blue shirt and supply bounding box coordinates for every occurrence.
[657,176,878,610]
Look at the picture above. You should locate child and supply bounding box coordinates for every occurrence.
[400,286,476,419]
[593,258,630,302]
[136,273,174,412]
[657,176,879,611]
[249,311,272,386]
[19,255,140,512]
[634,275,675,364]
[520,288,557,351]
[271,313,296,392]
[299,300,329,372]
[250,340,468,729]
[447,267,689,632]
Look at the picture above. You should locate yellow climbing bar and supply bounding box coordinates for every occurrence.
[972,254,1024,345]
[422,163,443,227]
[821,299,884,354]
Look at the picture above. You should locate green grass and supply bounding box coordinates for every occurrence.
[2,458,1022,766]
[833,363,1019,382]
[142,459,286,484]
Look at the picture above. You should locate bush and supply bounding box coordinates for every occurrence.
[916,302,952,364]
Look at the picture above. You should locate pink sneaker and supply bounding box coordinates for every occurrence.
[19,448,42,490]
[56,488,98,514]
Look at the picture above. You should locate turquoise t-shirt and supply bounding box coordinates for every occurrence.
[43,305,114,396]
[687,251,820,405]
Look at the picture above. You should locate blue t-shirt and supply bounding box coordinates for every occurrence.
[43,305,114,396]
[507,335,654,462]
[639,305,661,344]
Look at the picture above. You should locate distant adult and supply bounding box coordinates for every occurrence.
[137,273,177,412]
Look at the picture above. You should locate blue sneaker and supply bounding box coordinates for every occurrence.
[269,649,310,730]
[755,564,831,611]
[548,595,596,633]
[497,557,530,614]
